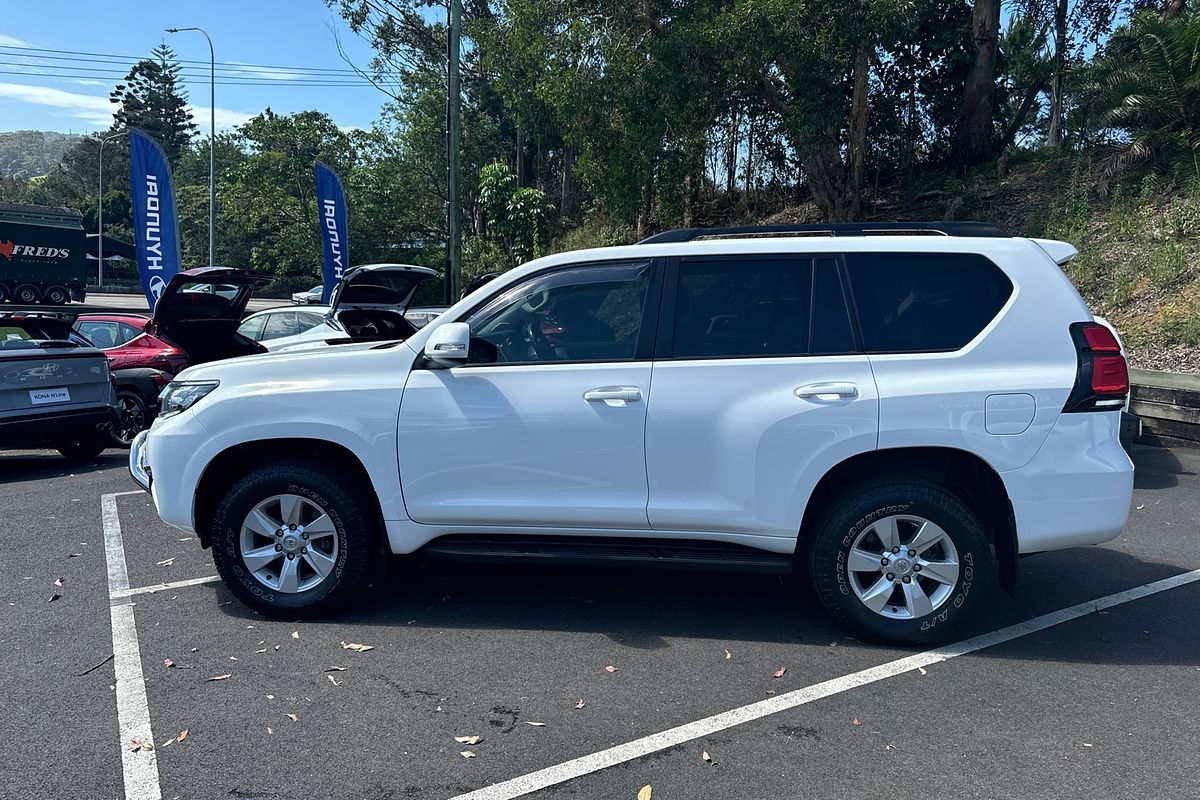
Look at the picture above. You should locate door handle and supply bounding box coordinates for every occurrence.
[794,382,859,400]
[584,386,642,407]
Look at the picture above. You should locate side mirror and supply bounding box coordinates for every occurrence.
[424,322,471,368]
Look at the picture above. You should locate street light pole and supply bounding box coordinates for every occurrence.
[97,131,125,289]
[446,0,462,303]
[166,26,216,265]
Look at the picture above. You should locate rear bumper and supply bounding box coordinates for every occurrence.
[0,406,117,449]
[1002,412,1134,554]
[1119,410,1142,452]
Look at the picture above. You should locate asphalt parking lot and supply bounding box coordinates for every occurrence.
[2,444,1199,800]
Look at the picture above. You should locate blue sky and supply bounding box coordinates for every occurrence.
[0,0,396,135]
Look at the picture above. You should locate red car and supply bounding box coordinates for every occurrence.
[74,313,191,374]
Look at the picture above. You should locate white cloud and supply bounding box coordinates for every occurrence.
[226,62,302,81]
[0,34,31,48]
[0,82,113,126]
[188,104,254,134]
[0,81,254,132]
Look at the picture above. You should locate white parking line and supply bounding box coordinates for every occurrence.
[101,492,161,800]
[449,567,1200,800]
[113,575,221,600]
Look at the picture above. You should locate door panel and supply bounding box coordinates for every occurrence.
[398,362,652,528]
[645,356,878,537]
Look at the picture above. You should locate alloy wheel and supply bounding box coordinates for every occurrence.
[845,514,960,620]
[239,494,339,594]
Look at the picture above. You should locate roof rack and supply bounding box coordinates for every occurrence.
[636,221,1009,244]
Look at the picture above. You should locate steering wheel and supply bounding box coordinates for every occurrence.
[520,315,557,361]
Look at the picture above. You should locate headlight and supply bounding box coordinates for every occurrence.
[158,380,219,419]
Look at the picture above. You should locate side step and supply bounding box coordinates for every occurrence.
[420,535,794,574]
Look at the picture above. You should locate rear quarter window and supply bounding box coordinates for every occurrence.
[845,252,1013,353]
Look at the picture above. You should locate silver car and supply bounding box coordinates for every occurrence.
[0,312,119,460]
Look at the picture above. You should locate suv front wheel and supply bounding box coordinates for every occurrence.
[210,461,379,616]
[809,481,994,645]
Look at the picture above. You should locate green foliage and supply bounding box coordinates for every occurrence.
[1082,10,1200,188]
[0,131,84,179]
[110,44,197,163]
[477,162,552,265]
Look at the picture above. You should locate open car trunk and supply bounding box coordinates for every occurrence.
[149,268,272,365]
[329,264,438,343]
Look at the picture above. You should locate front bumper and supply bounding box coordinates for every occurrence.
[129,429,151,490]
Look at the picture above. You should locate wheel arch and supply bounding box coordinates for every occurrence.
[799,446,1018,595]
[192,438,384,550]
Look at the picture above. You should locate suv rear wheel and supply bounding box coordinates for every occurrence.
[809,481,994,645]
[210,461,379,616]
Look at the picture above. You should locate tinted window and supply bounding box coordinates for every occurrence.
[673,258,812,358]
[261,312,298,340]
[76,321,121,349]
[296,312,326,333]
[118,322,143,344]
[845,252,1012,353]
[812,259,856,355]
[467,262,651,364]
[237,314,267,341]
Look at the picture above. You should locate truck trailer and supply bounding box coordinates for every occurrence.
[0,203,88,305]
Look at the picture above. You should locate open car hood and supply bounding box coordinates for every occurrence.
[153,267,273,324]
[329,264,438,316]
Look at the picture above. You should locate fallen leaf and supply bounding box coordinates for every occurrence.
[851,718,862,726]
[605,665,617,673]
[637,786,653,800]
[724,649,732,660]
[129,738,154,752]
[255,649,267,654]
[49,593,61,603]
[156,558,174,566]
[524,721,546,727]
[266,694,274,700]
[1136,504,1145,510]
[340,641,374,652]
[274,645,280,651]
[266,726,273,735]
[324,666,348,672]
[189,647,199,652]
[286,714,298,722]
[460,750,476,758]
[229,656,237,661]
[1083,743,1094,747]
[163,659,175,668]
[774,667,787,678]
[53,577,63,587]
[575,699,586,709]
[206,674,231,682]
[327,675,341,686]
[917,667,927,676]
[291,631,300,639]
[161,737,174,748]
[67,553,82,558]
[177,729,188,743]
[455,735,482,745]
[702,750,714,765]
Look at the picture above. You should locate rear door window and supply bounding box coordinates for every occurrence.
[845,252,1013,353]
[261,312,299,341]
[672,258,813,358]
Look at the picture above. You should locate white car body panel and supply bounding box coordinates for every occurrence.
[137,234,1134,570]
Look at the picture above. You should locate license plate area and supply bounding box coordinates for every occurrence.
[29,387,71,405]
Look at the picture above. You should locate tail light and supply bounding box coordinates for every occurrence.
[1063,321,1129,412]
[150,371,173,387]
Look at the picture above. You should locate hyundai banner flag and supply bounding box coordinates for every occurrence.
[129,129,182,309]
[314,161,349,303]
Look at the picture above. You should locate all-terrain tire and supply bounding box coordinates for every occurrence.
[808,481,995,646]
[209,460,380,617]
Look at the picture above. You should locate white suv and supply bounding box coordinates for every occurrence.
[130,223,1134,644]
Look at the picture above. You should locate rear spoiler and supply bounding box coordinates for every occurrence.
[1031,238,1079,266]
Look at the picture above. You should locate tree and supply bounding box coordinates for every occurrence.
[110,44,197,162]
[1082,9,1200,186]
[951,0,1003,168]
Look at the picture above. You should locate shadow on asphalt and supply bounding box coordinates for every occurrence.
[187,542,1197,665]
[0,449,129,484]
[1131,443,1194,490]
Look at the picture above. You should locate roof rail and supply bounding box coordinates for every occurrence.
[636,221,1009,244]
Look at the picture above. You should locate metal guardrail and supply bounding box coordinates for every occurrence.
[1131,369,1200,447]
